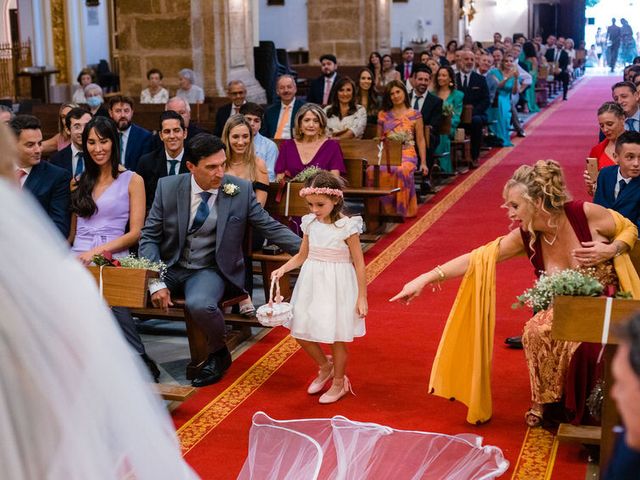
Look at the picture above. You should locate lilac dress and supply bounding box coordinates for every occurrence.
[71,170,134,258]
[275,139,346,178]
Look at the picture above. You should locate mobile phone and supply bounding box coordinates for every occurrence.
[586,157,599,182]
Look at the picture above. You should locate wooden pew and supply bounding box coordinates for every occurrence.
[552,295,640,475]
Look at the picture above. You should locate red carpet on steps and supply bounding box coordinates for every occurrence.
[172,76,615,480]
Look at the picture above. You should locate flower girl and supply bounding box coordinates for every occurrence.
[272,171,367,403]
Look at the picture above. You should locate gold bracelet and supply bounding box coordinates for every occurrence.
[434,265,446,281]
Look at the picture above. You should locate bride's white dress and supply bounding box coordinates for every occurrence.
[0,178,196,480]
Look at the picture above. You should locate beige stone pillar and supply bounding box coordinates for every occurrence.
[443,0,461,44]
[115,0,264,102]
[307,0,390,66]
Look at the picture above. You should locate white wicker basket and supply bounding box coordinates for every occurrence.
[256,278,293,327]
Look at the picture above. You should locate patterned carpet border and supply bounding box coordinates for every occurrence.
[176,79,588,470]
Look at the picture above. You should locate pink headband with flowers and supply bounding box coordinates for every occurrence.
[299,187,343,198]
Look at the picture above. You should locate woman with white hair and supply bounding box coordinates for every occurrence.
[83,83,109,117]
[176,68,205,104]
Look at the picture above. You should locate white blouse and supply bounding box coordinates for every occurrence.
[324,105,367,139]
[140,87,169,104]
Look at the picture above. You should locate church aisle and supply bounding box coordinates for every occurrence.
[172,76,611,479]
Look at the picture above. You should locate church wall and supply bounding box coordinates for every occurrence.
[258,0,308,52]
[469,0,528,43]
[391,0,445,50]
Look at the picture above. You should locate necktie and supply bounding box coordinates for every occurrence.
[15,168,26,186]
[322,78,332,105]
[119,132,125,165]
[554,49,560,62]
[275,104,291,139]
[626,118,638,132]
[413,95,422,111]
[617,179,628,199]
[168,160,179,175]
[405,63,410,79]
[190,191,212,233]
[75,152,84,177]
[463,74,469,89]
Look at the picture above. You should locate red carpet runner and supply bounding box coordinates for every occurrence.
[172,76,613,479]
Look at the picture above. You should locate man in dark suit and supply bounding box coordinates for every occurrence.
[261,75,305,139]
[456,50,490,165]
[306,54,342,106]
[10,115,71,237]
[139,133,301,387]
[594,132,640,228]
[136,110,191,212]
[108,95,153,171]
[50,107,92,178]
[396,47,415,81]
[544,37,570,100]
[213,80,247,137]
[409,64,443,173]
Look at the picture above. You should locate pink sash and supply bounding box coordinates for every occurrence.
[307,246,351,263]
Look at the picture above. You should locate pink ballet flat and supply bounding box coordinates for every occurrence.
[307,360,334,395]
[319,376,354,404]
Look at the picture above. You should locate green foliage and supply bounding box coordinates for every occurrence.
[291,166,324,183]
[513,268,604,311]
[442,103,456,117]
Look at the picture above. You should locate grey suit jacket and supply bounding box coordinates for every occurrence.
[139,173,301,290]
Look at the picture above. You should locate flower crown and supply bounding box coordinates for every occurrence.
[299,187,344,198]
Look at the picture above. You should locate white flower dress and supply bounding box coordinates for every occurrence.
[285,213,366,343]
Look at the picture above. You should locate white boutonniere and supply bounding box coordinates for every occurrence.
[222,183,240,196]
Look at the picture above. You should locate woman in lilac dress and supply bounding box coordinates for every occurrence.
[69,117,158,379]
[275,103,345,181]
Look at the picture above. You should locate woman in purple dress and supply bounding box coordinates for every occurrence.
[275,103,345,181]
[69,117,157,379]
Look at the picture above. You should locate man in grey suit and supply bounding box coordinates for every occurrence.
[139,133,301,387]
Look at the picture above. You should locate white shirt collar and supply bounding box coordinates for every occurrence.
[71,143,82,158]
[617,169,633,183]
[190,175,219,196]
[165,148,185,161]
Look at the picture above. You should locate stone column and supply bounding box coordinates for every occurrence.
[307,0,390,65]
[115,0,264,102]
[443,0,461,44]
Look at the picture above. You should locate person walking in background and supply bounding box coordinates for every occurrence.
[607,18,622,72]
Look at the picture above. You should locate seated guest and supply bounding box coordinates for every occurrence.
[306,54,342,106]
[456,50,490,165]
[140,68,169,104]
[275,103,345,181]
[41,103,77,156]
[366,51,383,93]
[375,80,427,218]
[239,102,278,181]
[446,41,459,65]
[139,133,301,387]
[84,83,108,117]
[356,68,380,125]
[136,111,191,211]
[108,95,153,171]
[222,114,270,316]
[594,132,640,228]
[50,107,92,178]
[71,68,94,104]
[433,66,464,174]
[262,75,305,140]
[214,80,247,136]
[69,116,159,381]
[9,115,71,237]
[605,312,640,479]
[409,64,443,171]
[380,54,401,90]
[591,102,626,170]
[166,96,206,139]
[324,77,367,139]
[176,68,204,104]
[425,58,441,90]
[419,50,431,66]
[612,81,640,133]
[430,44,449,66]
[396,47,415,82]
[0,105,14,124]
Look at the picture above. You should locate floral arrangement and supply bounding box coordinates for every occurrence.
[222,182,240,196]
[386,131,414,146]
[292,166,324,182]
[513,268,604,311]
[442,103,456,118]
[92,252,167,280]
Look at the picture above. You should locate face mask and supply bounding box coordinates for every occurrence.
[86,96,103,108]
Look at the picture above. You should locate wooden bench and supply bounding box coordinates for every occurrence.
[155,383,197,402]
[552,295,640,475]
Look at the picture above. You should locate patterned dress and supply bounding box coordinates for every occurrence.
[373,108,421,218]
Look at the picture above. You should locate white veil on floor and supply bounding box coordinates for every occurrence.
[238,412,509,480]
[0,122,197,479]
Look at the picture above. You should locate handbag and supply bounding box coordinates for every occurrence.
[256,277,293,327]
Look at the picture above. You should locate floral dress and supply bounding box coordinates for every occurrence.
[371,108,421,218]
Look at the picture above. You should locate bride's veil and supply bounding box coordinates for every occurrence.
[0,122,197,479]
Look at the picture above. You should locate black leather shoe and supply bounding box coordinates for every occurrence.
[504,335,523,349]
[140,353,161,383]
[192,354,225,387]
[215,346,232,372]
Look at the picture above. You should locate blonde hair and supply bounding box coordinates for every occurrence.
[293,103,328,140]
[221,114,258,181]
[503,160,570,248]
